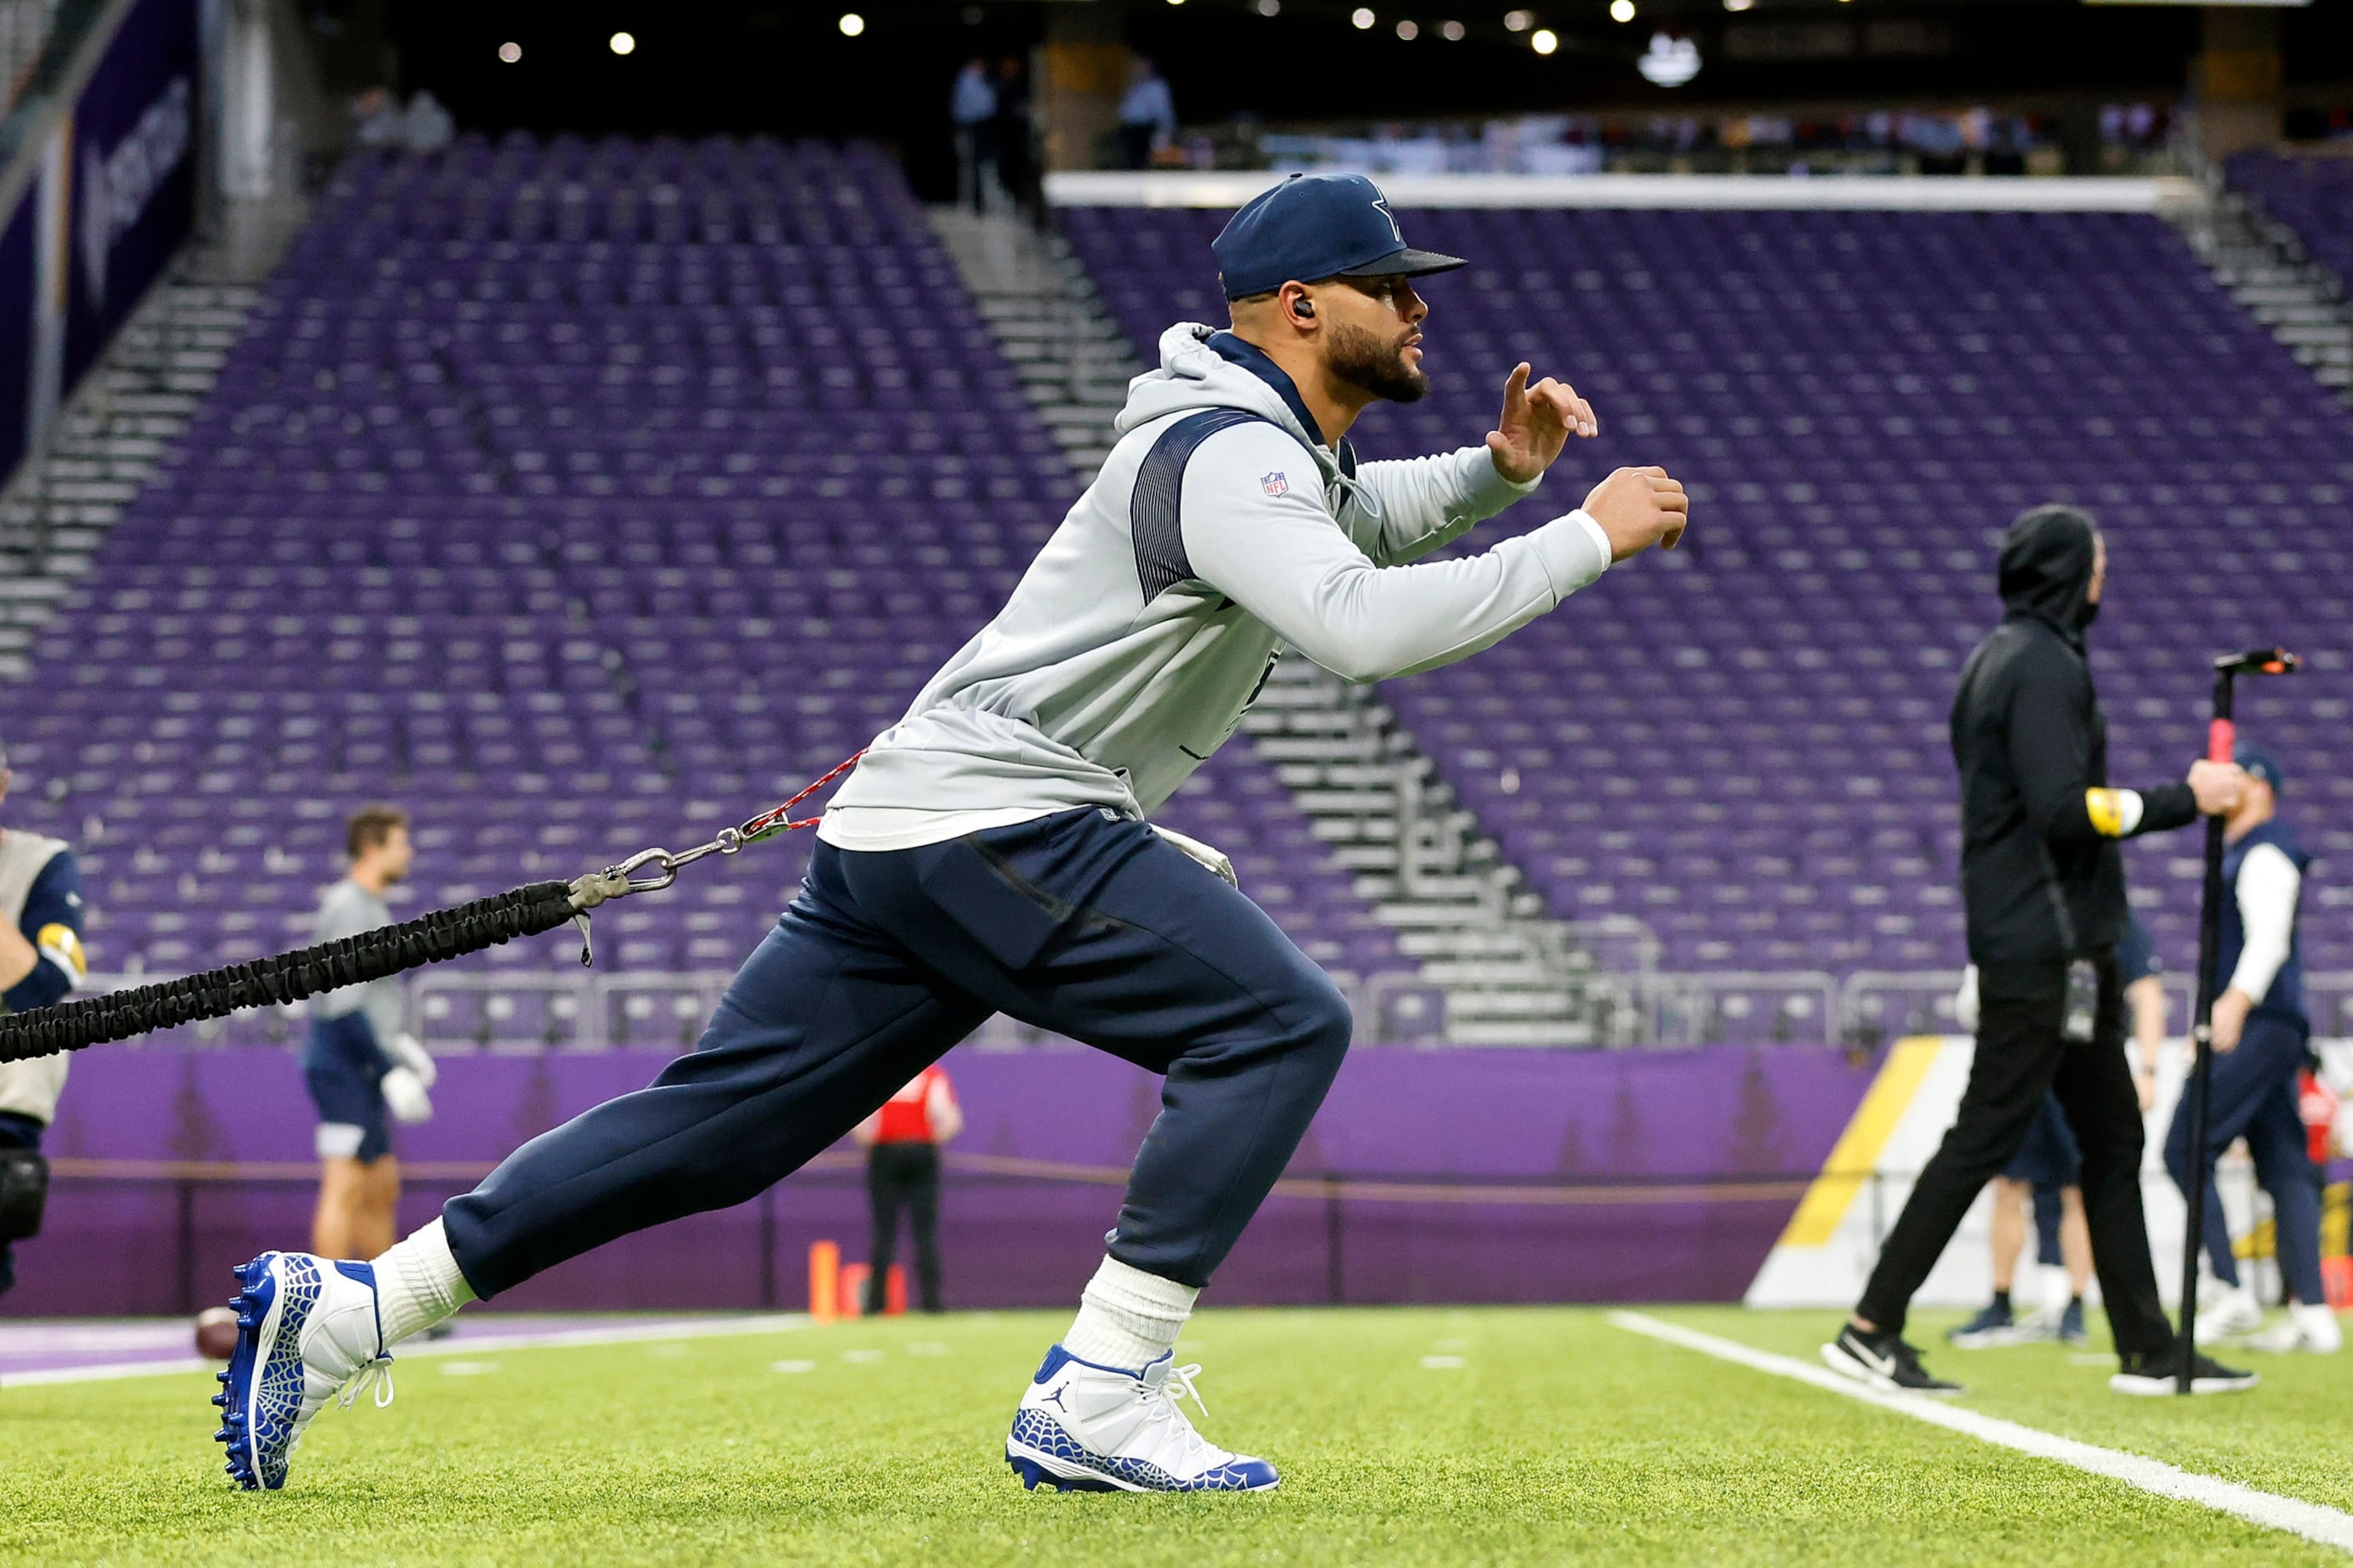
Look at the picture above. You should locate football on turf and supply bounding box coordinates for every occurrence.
[195,1306,238,1360]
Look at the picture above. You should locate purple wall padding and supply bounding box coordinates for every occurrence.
[8,1041,1877,1314]
[61,0,200,391]
[0,188,33,485]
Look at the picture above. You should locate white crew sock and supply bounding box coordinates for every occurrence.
[371,1217,478,1346]
[1061,1256,1197,1372]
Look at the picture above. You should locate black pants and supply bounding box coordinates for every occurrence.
[0,1111,40,1297]
[1856,954,2173,1354]
[443,809,1351,1297]
[865,1142,942,1313]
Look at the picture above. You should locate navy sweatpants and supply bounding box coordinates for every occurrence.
[2163,1012,2325,1306]
[443,808,1353,1297]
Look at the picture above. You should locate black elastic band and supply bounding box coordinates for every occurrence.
[0,880,579,1062]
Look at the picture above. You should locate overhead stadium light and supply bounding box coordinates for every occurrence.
[1610,0,1635,21]
[608,31,635,55]
[1255,0,1282,12]
[1637,32,1698,86]
[838,12,865,35]
[1723,0,1753,9]
[1395,18,1418,38]
[1441,18,1465,38]
[1530,26,1557,53]
[1352,7,1376,28]
[1503,9,1533,30]
[497,40,521,63]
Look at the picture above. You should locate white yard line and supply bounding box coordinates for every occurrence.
[0,1356,216,1388]
[0,1313,813,1388]
[1610,1310,2353,1555]
[401,1313,812,1358]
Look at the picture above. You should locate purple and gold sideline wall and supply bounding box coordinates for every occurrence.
[8,1042,1876,1316]
[0,0,200,488]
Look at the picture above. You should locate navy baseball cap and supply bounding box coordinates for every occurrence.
[1212,173,1467,301]
[2235,741,2286,796]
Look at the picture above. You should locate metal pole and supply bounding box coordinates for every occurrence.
[2176,665,2233,1391]
[177,1177,197,1317]
[1324,1176,1345,1306]
[759,1186,777,1313]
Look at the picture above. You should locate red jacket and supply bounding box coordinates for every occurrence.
[874,1065,956,1145]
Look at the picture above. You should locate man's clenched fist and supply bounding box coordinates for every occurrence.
[1582,466,1689,562]
[2187,759,2245,817]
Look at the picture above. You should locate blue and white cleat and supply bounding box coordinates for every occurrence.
[211,1252,395,1491]
[1006,1345,1278,1494]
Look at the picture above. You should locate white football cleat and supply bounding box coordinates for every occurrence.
[2244,1303,2344,1354]
[212,1252,395,1490]
[1006,1345,1278,1493]
[2194,1284,2265,1345]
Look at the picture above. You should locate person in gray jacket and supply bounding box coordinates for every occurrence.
[304,804,435,1261]
[212,172,1690,1496]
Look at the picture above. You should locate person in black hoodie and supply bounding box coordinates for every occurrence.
[1823,503,2259,1397]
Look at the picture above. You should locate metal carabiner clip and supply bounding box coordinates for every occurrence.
[659,827,745,876]
[614,846,681,894]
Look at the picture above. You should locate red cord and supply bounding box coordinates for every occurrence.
[739,750,866,840]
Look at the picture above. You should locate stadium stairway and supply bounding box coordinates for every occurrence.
[2182,174,2353,403]
[0,264,261,680]
[926,208,1138,476]
[929,206,1616,1044]
[1246,657,1622,1044]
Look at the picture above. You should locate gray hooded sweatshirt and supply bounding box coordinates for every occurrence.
[818,321,1614,851]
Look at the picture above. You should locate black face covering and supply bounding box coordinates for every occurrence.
[1997,503,2099,645]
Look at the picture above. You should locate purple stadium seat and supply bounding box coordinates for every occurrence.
[1065,200,2353,978]
[0,136,1395,986]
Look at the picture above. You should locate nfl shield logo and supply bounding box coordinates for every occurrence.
[1261,472,1288,497]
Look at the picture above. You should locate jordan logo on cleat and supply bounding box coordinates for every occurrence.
[1041,1384,1070,1413]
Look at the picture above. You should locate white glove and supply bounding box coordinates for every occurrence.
[1952,964,1980,1034]
[1150,824,1237,888]
[386,1031,437,1090]
[380,1065,433,1125]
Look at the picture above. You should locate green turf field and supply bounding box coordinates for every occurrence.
[3,1306,2345,1567]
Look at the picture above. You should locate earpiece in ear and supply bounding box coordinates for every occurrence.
[1293,300,1314,320]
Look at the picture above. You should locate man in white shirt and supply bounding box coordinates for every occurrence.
[1116,58,1177,169]
[209,172,1690,1495]
[949,58,997,212]
[0,731,84,1295]
[2165,743,2340,1354]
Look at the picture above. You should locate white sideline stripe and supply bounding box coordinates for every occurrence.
[1609,1311,2353,1555]
[1045,170,2199,214]
[402,1313,812,1358]
[0,1313,812,1388]
[0,1356,215,1388]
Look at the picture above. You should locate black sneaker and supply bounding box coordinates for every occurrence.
[2110,1346,2259,1396]
[1822,1323,1963,1394]
[1946,1300,2028,1348]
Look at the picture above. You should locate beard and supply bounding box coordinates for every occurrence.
[1328,319,1428,404]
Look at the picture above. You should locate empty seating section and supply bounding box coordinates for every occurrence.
[0,134,1396,1019]
[2229,151,2353,293]
[1065,202,2353,979]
